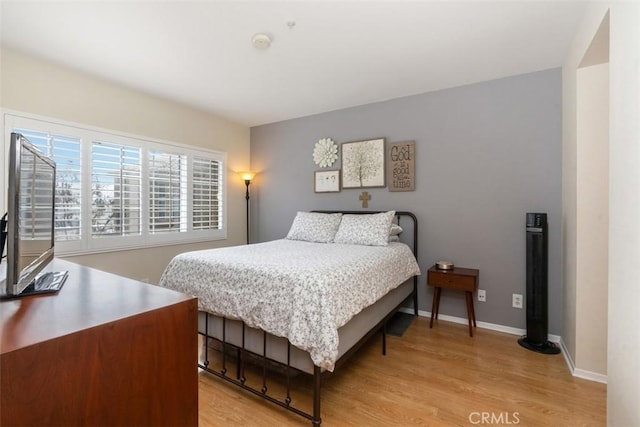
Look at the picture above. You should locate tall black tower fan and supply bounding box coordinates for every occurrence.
[518,213,560,354]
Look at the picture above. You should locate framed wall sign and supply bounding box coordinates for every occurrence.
[314,169,340,193]
[341,138,385,188]
[387,140,415,192]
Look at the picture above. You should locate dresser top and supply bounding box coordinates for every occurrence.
[1,258,194,354]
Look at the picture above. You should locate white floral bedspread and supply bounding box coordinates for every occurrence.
[159,239,421,371]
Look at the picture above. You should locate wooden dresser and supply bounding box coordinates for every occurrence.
[1,258,198,426]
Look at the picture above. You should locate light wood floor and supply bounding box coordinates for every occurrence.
[198,317,606,426]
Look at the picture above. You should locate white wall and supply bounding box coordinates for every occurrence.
[607,2,640,424]
[1,48,251,283]
[563,4,608,379]
[564,2,640,425]
[576,62,608,375]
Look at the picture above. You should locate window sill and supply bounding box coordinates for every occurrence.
[55,233,228,257]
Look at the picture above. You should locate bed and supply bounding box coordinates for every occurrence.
[159,210,420,425]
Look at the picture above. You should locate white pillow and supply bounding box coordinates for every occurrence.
[389,224,403,236]
[285,212,343,243]
[388,223,403,242]
[334,211,396,246]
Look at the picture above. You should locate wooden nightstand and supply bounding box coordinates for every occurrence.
[427,265,479,337]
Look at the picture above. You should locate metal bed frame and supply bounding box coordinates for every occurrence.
[198,210,419,426]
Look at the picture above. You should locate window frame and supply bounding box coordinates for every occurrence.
[3,110,227,256]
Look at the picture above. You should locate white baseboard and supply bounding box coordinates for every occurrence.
[399,307,606,384]
[573,368,608,384]
[557,338,607,384]
[398,306,555,339]
[559,337,576,372]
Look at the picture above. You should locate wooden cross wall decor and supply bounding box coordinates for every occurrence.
[359,191,371,208]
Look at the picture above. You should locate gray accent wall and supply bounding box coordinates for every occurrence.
[250,68,562,334]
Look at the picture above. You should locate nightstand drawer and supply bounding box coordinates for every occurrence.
[427,270,477,291]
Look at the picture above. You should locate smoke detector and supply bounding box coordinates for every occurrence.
[252,33,271,49]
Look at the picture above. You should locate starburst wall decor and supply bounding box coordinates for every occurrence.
[313,138,338,168]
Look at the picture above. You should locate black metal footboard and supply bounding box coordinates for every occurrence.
[198,291,413,426]
[199,211,419,425]
[199,316,323,425]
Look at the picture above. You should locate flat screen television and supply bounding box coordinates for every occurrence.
[1,132,68,298]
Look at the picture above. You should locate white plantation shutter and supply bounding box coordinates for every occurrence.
[148,150,187,233]
[7,113,227,254]
[91,141,141,237]
[14,128,82,241]
[192,157,222,230]
[18,149,55,240]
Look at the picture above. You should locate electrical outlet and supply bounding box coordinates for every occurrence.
[478,289,486,302]
[512,293,523,309]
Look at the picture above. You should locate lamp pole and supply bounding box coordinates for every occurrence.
[244,179,251,245]
[239,171,256,245]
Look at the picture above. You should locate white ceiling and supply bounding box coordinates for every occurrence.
[0,1,587,127]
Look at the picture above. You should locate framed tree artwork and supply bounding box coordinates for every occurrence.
[341,138,385,188]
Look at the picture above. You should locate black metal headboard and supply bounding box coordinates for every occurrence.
[311,210,418,258]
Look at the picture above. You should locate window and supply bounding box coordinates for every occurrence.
[193,157,222,230]
[91,141,142,237]
[13,128,82,242]
[149,150,187,234]
[5,112,227,255]
[18,149,55,240]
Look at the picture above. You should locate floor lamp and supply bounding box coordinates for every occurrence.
[239,172,256,245]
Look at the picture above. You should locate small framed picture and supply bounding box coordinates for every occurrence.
[314,170,341,193]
